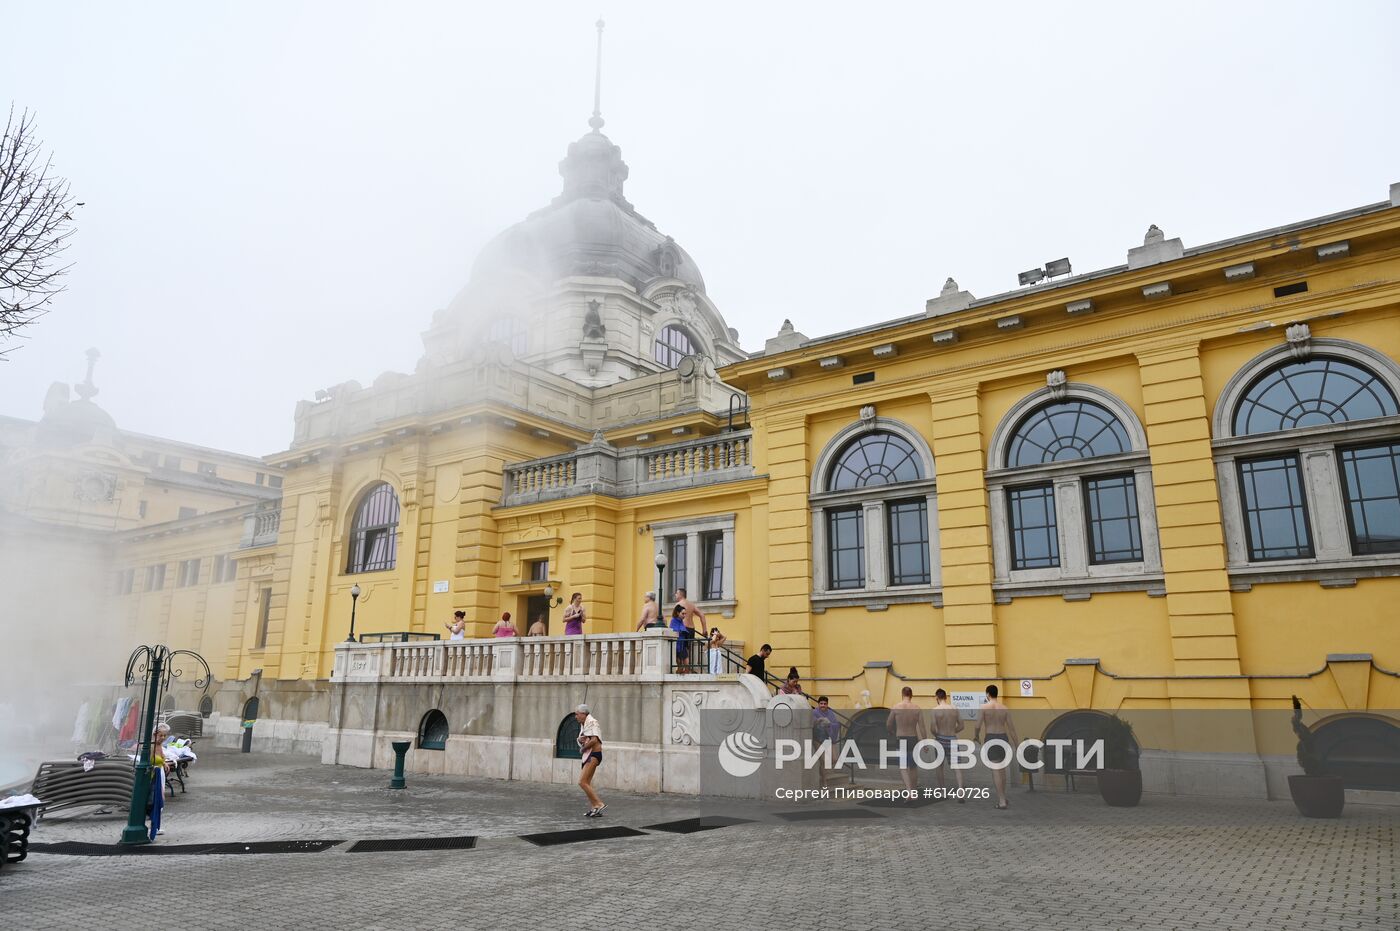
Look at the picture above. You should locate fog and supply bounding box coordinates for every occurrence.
[0,1,1396,455]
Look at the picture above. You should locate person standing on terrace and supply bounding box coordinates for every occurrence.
[563,592,586,635]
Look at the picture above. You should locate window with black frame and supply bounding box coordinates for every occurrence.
[1218,350,1400,568]
[654,325,695,368]
[995,397,1147,577]
[701,531,724,600]
[811,425,937,600]
[346,482,400,573]
[668,534,688,596]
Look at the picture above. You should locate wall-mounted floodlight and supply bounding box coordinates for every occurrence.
[1044,257,1072,278]
[1017,268,1046,286]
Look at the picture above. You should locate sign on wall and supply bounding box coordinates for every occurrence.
[432,580,449,594]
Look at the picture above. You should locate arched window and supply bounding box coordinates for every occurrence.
[1233,358,1398,436]
[346,483,399,574]
[827,432,924,490]
[810,422,938,601]
[1215,343,1400,568]
[1006,400,1132,467]
[555,713,583,759]
[417,709,449,751]
[987,384,1160,595]
[654,325,695,368]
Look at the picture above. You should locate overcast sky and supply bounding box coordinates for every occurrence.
[2,1,1397,455]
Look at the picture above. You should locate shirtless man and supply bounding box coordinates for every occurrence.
[527,614,547,636]
[974,684,1019,809]
[635,592,658,632]
[930,688,966,798]
[673,588,708,673]
[885,686,927,792]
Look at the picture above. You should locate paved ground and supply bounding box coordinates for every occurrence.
[3,748,1396,930]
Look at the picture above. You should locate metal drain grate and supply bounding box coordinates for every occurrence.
[348,836,478,853]
[641,816,755,834]
[30,839,342,856]
[772,808,885,822]
[518,826,647,846]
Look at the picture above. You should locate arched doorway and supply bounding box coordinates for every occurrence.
[555,714,582,760]
[848,708,891,765]
[1313,716,1400,791]
[1041,710,1140,773]
[417,709,449,751]
[240,696,260,753]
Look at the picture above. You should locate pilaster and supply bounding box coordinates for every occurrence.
[1136,343,1242,677]
[928,385,999,677]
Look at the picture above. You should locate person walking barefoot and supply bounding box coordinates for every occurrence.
[574,703,605,818]
[974,684,1019,810]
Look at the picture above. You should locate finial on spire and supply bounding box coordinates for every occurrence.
[589,18,605,131]
[76,347,100,401]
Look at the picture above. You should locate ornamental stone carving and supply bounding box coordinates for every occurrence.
[1285,322,1312,360]
[1047,369,1068,400]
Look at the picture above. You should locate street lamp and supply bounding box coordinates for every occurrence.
[346,583,361,642]
[654,548,667,603]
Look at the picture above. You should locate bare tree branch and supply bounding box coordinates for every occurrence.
[0,104,77,353]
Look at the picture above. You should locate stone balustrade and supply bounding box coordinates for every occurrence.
[333,631,744,683]
[239,506,282,548]
[501,429,755,506]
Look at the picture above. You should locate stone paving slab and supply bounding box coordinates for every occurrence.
[2,748,1395,930]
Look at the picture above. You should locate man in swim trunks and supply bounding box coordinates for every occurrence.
[885,686,927,792]
[575,703,605,818]
[974,684,1019,809]
[931,688,965,798]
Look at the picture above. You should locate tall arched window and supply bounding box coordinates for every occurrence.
[346,483,400,573]
[1214,341,1400,570]
[810,421,938,604]
[987,384,1161,597]
[654,325,694,368]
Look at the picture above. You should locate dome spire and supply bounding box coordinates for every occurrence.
[589,18,605,132]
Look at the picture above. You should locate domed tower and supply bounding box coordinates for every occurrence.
[420,28,745,386]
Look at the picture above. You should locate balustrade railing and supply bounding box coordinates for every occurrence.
[239,506,282,548]
[501,430,754,506]
[640,434,751,485]
[504,454,578,499]
[335,631,744,683]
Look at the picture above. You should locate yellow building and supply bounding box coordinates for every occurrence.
[7,117,1399,793]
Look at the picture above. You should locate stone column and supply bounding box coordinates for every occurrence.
[927,386,999,677]
[1136,343,1243,678]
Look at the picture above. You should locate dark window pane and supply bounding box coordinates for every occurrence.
[701,532,725,600]
[1009,484,1059,570]
[668,536,688,596]
[1006,400,1132,468]
[1084,473,1144,564]
[1233,358,1398,436]
[827,507,866,590]
[826,431,925,491]
[653,325,695,368]
[886,499,931,585]
[347,483,400,573]
[1339,442,1400,555]
[1238,455,1313,560]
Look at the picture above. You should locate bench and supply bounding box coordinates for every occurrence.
[29,760,137,818]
